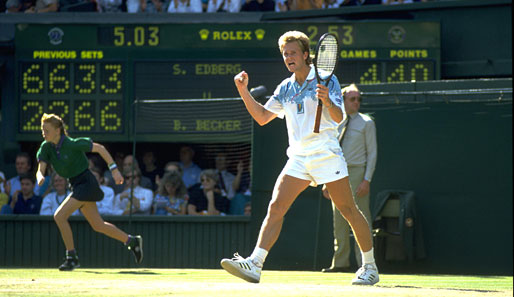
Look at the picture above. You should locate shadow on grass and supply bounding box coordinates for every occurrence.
[83,270,160,275]
[378,285,499,293]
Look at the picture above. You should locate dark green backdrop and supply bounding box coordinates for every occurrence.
[251,79,513,275]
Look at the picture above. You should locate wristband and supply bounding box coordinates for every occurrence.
[108,163,118,171]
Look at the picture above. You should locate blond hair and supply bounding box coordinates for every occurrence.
[157,171,187,198]
[278,31,312,65]
[41,113,68,136]
[342,83,360,99]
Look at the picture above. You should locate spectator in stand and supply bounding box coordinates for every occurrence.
[155,161,183,191]
[126,0,158,12]
[153,171,188,215]
[141,151,163,191]
[5,152,43,198]
[187,169,229,216]
[40,173,80,216]
[113,167,153,215]
[0,171,9,209]
[240,0,273,11]
[287,0,320,10]
[1,173,42,214]
[322,0,343,8]
[214,152,236,200]
[166,0,202,12]
[4,0,34,12]
[23,0,58,12]
[109,154,152,194]
[164,161,183,176]
[206,0,240,12]
[274,0,287,11]
[229,160,252,215]
[179,145,202,189]
[96,0,123,11]
[91,167,116,216]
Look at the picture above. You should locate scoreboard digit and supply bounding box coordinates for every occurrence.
[18,61,124,135]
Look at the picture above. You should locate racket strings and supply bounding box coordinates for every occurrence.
[317,37,338,73]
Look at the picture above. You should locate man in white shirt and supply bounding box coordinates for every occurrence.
[215,152,236,200]
[220,31,379,286]
[113,168,153,215]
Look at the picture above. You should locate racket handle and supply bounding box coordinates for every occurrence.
[313,102,323,133]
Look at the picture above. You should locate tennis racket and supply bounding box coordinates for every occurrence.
[313,33,340,133]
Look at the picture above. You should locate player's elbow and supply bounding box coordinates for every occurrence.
[92,143,105,153]
[255,119,268,126]
[255,111,274,126]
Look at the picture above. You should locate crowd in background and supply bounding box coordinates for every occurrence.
[0,145,252,217]
[2,0,429,14]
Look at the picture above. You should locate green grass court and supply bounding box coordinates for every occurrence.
[0,269,512,297]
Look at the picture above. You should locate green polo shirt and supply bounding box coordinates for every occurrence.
[37,136,93,178]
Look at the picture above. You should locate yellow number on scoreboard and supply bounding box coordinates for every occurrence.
[100,101,122,132]
[22,63,44,94]
[76,64,96,94]
[21,101,44,131]
[74,100,95,131]
[49,64,70,94]
[360,64,380,84]
[100,64,122,94]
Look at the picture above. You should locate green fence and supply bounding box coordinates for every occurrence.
[0,215,252,268]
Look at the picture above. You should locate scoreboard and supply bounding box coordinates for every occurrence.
[15,22,440,141]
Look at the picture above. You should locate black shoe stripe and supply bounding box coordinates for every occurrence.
[238,262,251,271]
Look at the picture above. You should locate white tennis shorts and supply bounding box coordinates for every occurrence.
[282,148,349,187]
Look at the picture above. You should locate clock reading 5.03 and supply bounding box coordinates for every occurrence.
[97,26,160,47]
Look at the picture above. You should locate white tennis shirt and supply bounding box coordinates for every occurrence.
[264,66,345,157]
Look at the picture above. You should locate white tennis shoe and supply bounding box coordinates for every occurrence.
[351,263,379,285]
[220,253,262,283]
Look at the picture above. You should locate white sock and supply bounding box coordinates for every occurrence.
[249,247,268,267]
[362,248,376,266]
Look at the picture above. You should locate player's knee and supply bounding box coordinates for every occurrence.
[267,200,288,219]
[53,211,67,224]
[90,221,105,233]
[336,203,358,220]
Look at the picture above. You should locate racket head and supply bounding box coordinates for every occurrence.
[314,33,340,85]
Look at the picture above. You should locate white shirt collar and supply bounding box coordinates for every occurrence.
[290,65,316,86]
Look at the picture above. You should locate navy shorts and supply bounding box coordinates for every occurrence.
[69,169,104,202]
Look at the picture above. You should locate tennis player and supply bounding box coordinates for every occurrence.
[36,113,143,271]
[220,31,379,285]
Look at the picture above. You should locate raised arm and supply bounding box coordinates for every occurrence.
[234,71,277,126]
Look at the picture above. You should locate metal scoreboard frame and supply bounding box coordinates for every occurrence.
[15,21,440,142]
